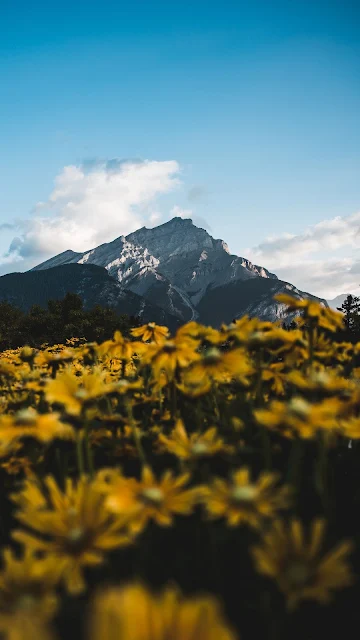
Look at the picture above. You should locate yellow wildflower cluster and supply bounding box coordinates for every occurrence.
[0,297,358,639]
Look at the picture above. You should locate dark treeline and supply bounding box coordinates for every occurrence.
[0,293,141,350]
[1,292,358,352]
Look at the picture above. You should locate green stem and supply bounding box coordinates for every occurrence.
[171,379,178,417]
[315,432,329,513]
[76,432,84,476]
[260,426,272,470]
[55,448,64,485]
[84,424,95,478]
[121,359,126,379]
[286,437,303,488]
[126,403,146,464]
[211,383,220,420]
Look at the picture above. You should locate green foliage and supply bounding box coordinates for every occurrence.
[337,294,360,332]
[0,293,141,350]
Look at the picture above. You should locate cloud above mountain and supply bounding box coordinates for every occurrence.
[0,158,181,274]
[245,211,360,298]
[1,156,359,300]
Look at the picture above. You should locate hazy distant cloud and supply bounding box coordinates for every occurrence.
[247,212,360,268]
[1,158,181,272]
[245,211,360,298]
[168,205,212,232]
[187,185,207,202]
[170,205,193,219]
[0,222,16,231]
[149,212,162,225]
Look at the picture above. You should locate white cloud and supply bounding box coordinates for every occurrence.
[168,205,212,232]
[1,158,181,273]
[170,205,194,219]
[244,211,360,299]
[149,212,162,225]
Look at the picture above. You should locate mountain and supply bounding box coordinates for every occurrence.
[327,294,350,310]
[196,278,326,326]
[31,217,327,326]
[0,264,180,330]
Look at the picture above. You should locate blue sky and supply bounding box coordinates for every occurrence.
[1,0,359,297]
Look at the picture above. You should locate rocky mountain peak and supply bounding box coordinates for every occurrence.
[29,216,327,325]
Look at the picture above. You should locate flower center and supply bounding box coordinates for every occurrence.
[203,348,221,365]
[141,487,164,505]
[148,323,156,329]
[15,409,36,426]
[16,594,37,611]
[288,397,310,418]
[191,442,209,455]
[74,389,88,400]
[249,331,264,344]
[285,561,310,587]
[163,342,177,353]
[311,371,329,385]
[231,485,257,502]
[67,527,85,542]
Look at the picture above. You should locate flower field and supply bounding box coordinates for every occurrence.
[1,293,360,639]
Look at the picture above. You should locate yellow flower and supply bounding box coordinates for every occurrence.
[287,369,353,399]
[45,368,109,416]
[103,466,198,534]
[1,454,33,477]
[177,322,220,345]
[339,416,360,439]
[0,360,17,380]
[98,331,133,361]
[11,474,48,511]
[0,409,75,446]
[35,348,74,368]
[19,346,37,365]
[252,518,353,609]
[0,616,54,640]
[185,347,253,386]
[0,547,63,624]
[141,338,199,381]
[109,378,144,396]
[131,322,169,344]
[262,363,287,396]
[88,583,237,640]
[176,375,212,397]
[12,475,133,594]
[158,419,233,460]
[223,316,267,345]
[254,396,343,439]
[274,294,344,332]
[199,467,291,528]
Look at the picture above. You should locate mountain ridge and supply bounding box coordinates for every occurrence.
[29,217,327,326]
[0,263,180,330]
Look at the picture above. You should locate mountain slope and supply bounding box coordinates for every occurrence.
[31,217,326,325]
[327,294,350,310]
[196,278,327,326]
[0,264,179,329]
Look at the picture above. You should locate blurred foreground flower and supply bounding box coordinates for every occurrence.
[12,475,133,594]
[199,467,291,528]
[158,419,234,460]
[252,518,353,609]
[0,547,62,640]
[102,465,199,534]
[88,582,237,640]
